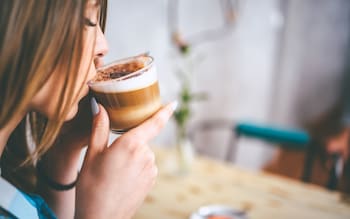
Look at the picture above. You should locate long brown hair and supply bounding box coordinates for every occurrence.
[0,0,108,191]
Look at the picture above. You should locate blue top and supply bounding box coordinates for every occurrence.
[0,175,56,219]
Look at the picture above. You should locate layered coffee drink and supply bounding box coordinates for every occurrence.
[88,54,161,133]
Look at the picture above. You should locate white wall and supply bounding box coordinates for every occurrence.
[272,0,350,127]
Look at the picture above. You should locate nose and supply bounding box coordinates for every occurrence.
[94,24,109,68]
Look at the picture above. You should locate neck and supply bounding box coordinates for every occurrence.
[0,111,26,158]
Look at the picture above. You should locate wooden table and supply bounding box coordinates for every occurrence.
[133,147,350,219]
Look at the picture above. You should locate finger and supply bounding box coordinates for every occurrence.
[123,101,177,143]
[87,98,110,157]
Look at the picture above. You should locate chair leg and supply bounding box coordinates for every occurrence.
[302,141,316,182]
[226,133,239,162]
[327,154,342,190]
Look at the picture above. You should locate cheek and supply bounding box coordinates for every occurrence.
[37,32,96,119]
[73,59,94,98]
[30,70,66,119]
[74,34,96,96]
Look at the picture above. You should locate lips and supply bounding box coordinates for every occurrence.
[94,58,104,68]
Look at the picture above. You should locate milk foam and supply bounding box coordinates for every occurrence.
[89,56,157,93]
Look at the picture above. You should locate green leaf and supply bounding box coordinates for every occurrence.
[174,106,190,127]
[179,45,190,55]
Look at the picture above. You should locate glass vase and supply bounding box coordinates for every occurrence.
[175,124,195,175]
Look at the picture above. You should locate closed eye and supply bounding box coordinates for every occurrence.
[84,18,97,27]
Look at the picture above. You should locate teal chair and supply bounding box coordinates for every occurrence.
[190,121,313,179]
[190,120,340,189]
[225,122,310,161]
[189,120,310,161]
[230,122,341,189]
[235,123,310,146]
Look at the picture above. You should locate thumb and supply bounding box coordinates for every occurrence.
[87,97,110,157]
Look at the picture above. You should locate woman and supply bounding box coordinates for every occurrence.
[0,0,176,218]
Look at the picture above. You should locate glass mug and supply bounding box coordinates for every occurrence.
[88,54,161,134]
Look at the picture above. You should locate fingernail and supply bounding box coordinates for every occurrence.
[91,97,100,116]
[170,101,178,111]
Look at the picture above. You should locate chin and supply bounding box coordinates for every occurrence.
[64,104,79,121]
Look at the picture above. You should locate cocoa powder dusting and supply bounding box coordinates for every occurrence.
[94,60,145,82]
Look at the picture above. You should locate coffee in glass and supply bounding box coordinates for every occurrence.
[88,54,161,134]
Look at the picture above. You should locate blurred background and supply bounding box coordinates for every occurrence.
[105,0,350,191]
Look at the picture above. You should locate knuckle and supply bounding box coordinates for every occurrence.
[120,139,137,155]
[118,137,141,154]
[126,145,136,156]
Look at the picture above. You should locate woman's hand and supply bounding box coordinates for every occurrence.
[326,127,350,161]
[75,101,176,219]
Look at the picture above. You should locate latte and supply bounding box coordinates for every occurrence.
[89,55,161,133]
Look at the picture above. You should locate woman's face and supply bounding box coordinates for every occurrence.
[30,3,108,121]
